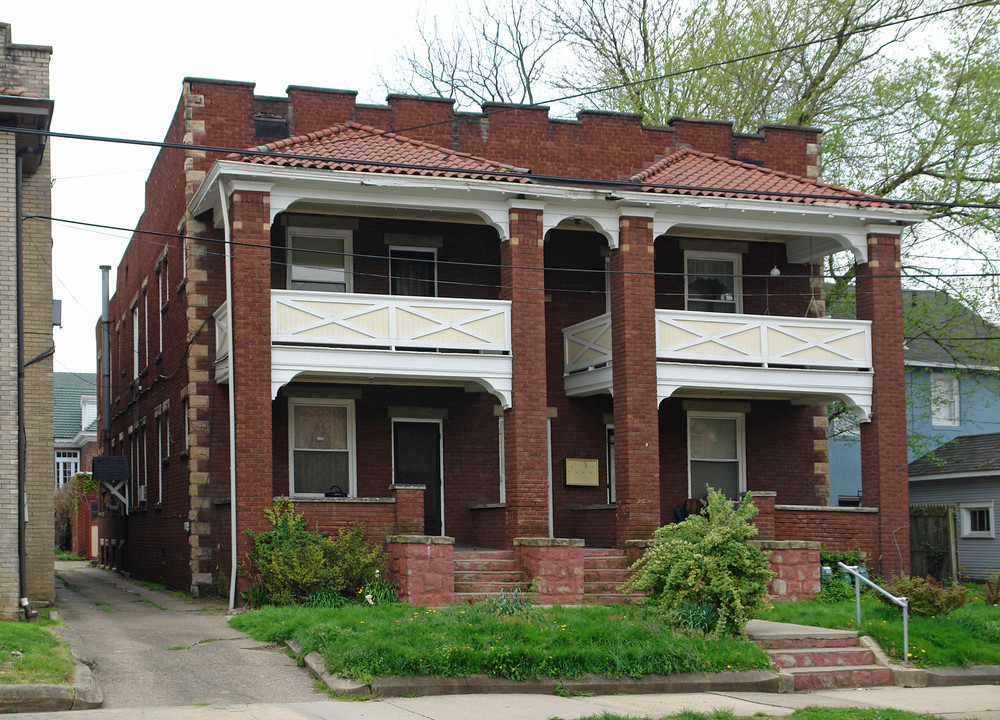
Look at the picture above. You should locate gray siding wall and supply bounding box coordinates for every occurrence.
[910,475,1000,580]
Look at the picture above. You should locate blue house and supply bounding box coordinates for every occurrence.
[829,290,1000,506]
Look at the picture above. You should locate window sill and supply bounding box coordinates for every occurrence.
[289,495,394,504]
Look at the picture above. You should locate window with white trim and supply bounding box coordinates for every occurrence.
[390,246,437,297]
[55,450,79,488]
[684,251,742,313]
[607,426,616,504]
[288,228,352,293]
[931,372,960,427]
[498,416,506,504]
[960,502,994,538]
[288,398,357,497]
[81,397,97,430]
[687,412,746,500]
[132,305,140,379]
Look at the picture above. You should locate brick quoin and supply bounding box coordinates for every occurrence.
[612,215,660,544]
[857,233,910,576]
[502,207,550,540]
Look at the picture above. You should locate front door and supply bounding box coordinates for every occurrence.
[393,421,443,535]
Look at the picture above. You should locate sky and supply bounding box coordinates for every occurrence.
[4,1,436,374]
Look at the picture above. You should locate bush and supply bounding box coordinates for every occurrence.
[883,574,967,616]
[817,546,868,604]
[243,498,388,606]
[623,488,774,637]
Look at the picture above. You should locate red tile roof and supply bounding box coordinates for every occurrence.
[631,148,897,208]
[230,121,528,182]
[0,87,42,99]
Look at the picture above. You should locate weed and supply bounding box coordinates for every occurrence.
[167,646,189,651]
[135,580,166,592]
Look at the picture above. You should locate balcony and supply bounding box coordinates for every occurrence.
[214,291,514,407]
[564,310,874,419]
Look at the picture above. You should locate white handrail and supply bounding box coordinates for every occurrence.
[837,562,909,662]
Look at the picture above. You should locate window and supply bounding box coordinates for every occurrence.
[288,228,352,293]
[143,289,149,369]
[157,415,163,504]
[288,398,357,496]
[960,502,994,538]
[498,416,506,504]
[390,247,437,297]
[931,372,960,426]
[55,450,79,488]
[687,412,745,500]
[607,426,616,504]
[132,305,140,379]
[81,397,97,430]
[685,251,742,313]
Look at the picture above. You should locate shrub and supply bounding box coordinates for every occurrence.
[982,573,1000,606]
[671,597,719,632]
[243,498,388,606]
[883,574,967,616]
[817,546,868,604]
[623,488,774,636]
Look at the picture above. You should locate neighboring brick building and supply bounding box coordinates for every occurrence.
[97,78,923,600]
[0,22,55,618]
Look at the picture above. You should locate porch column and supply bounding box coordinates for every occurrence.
[501,205,549,540]
[856,231,910,576]
[227,189,275,578]
[611,213,660,545]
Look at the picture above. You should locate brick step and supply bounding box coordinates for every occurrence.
[584,568,631,583]
[584,580,631,594]
[581,592,645,605]
[769,647,876,669]
[757,635,860,650]
[454,559,521,573]
[452,570,525,584]
[453,550,515,561]
[583,555,631,570]
[454,581,531,594]
[782,665,894,692]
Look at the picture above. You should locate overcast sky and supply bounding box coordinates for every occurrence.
[5,2,439,374]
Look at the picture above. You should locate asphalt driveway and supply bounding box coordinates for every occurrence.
[54,561,322,708]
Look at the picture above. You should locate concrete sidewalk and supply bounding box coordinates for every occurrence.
[8,685,1000,719]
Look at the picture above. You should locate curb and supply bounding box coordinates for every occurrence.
[0,627,103,713]
[288,641,781,698]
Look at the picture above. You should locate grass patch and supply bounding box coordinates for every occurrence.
[768,594,1000,666]
[0,612,75,685]
[135,580,165,592]
[130,595,167,611]
[561,711,948,720]
[54,548,85,561]
[230,603,770,684]
[167,645,189,651]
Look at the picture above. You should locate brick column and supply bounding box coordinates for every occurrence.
[228,190,274,583]
[501,207,549,540]
[856,232,910,577]
[611,215,660,545]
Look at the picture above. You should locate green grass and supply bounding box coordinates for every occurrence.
[135,580,165,592]
[767,593,1000,666]
[54,548,85,561]
[561,711,949,720]
[0,611,76,685]
[230,603,770,684]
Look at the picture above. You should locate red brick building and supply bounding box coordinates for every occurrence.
[96,78,921,602]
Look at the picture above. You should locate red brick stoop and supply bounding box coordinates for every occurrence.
[453,550,530,602]
[748,620,894,692]
[582,548,645,605]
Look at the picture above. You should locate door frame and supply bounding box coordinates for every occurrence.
[392,417,445,535]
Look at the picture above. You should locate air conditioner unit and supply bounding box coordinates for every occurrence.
[137,485,147,503]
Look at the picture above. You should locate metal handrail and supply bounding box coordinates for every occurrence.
[837,562,909,662]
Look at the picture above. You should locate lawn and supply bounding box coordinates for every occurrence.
[230,602,771,683]
[767,593,1000,667]
[0,610,75,685]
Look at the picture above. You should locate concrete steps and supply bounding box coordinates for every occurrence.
[582,549,644,605]
[453,550,529,602]
[748,619,894,692]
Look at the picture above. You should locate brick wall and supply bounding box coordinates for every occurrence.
[774,505,879,556]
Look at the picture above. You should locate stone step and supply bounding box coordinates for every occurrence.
[454,590,531,604]
[769,647,876,669]
[454,581,531,594]
[454,558,520,573]
[758,636,860,650]
[583,555,631,570]
[782,665,894,692]
[452,570,525,584]
[581,592,645,605]
[584,568,631,583]
[454,550,515,559]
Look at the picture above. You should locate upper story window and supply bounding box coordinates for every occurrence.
[288,228,353,293]
[931,372,960,426]
[685,251,742,314]
[390,247,437,297]
[81,397,97,430]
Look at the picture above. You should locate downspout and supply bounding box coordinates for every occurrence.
[16,139,45,621]
[100,266,112,456]
[217,183,238,610]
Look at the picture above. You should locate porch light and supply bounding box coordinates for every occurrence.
[770,266,781,277]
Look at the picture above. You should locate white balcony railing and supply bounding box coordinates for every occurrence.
[655,310,871,370]
[271,290,512,352]
[563,313,613,374]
